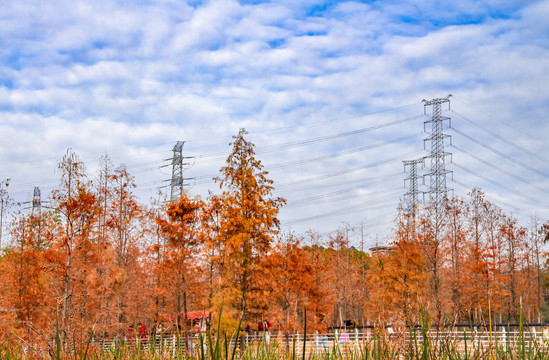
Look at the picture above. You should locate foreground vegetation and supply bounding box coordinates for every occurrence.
[3,324,549,360]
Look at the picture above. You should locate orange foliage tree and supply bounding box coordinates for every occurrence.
[323,228,368,328]
[302,232,333,331]
[156,191,205,329]
[367,211,427,327]
[263,232,314,332]
[441,197,468,322]
[45,149,100,342]
[214,129,285,326]
[0,211,54,349]
[200,194,226,312]
[2,139,549,351]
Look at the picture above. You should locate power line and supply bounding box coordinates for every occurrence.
[282,198,398,227]
[452,179,540,220]
[275,172,403,193]
[287,187,402,208]
[268,132,424,171]
[191,114,424,163]
[450,110,549,167]
[244,102,421,136]
[450,127,549,178]
[451,96,545,145]
[254,115,424,154]
[190,148,424,190]
[453,163,549,210]
[451,143,549,195]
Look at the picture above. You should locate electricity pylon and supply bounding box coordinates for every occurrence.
[32,186,41,216]
[403,158,424,219]
[169,141,194,202]
[170,141,185,202]
[423,94,453,227]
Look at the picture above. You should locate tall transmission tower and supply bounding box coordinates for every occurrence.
[170,141,185,202]
[422,94,453,224]
[0,179,10,249]
[32,186,43,244]
[403,158,424,218]
[32,186,41,216]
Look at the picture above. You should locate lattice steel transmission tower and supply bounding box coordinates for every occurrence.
[170,141,185,202]
[403,158,424,219]
[32,186,41,216]
[423,94,453,224]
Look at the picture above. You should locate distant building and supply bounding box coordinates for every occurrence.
[369,245,393,256]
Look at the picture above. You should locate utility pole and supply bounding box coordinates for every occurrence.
[423,94,453,227]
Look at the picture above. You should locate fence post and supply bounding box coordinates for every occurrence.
[502,327,507,352]
[296,332,300,357]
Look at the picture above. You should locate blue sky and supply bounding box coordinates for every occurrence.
[1,0,549,247]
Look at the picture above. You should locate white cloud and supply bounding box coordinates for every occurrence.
[1,0,549,243]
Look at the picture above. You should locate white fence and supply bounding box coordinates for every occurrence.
[92,326,549,356]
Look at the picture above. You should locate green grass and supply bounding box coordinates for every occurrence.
[3,305,549,360]
[5,328,549,360]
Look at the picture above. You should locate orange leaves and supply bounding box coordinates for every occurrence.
[153,191,208,327]
[2,132,547,352]
[264,233,314,331]
[159,192,203,249]
[213,128,285,323]
[0,214,54,346]
[385,190,544,324]
[367,217,427,325]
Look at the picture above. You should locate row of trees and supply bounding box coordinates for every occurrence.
[0,129,547,351]
[369,192,547,327]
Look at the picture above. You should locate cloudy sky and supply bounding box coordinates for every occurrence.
[1,0,549,247]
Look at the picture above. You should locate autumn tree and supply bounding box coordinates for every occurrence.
[460,189,489,321]
[1,151,155,347]
[0,211,55,350]
[527,218,545,321]
[459,189,505,321]
[500,215,528,320]
[441,197,468,322]
[367,211,427,326]
[45,149,100,344]
[108,165,148,330]
[416,201,446,323]
[200,194,227,312]
[264,232,314,332]
[302,232,333,331]
[215,128,285,328]
[324,227,367,327]
[157,191,205,330]
[144,191,170,326]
